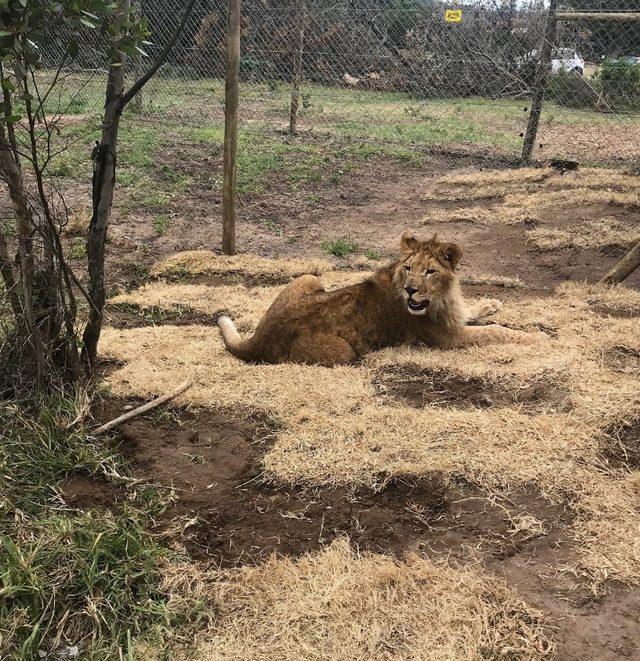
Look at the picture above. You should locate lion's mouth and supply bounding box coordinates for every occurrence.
[407,298,428,313]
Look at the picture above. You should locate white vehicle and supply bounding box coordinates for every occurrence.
[551,48,585,75]
[516,48,585,76]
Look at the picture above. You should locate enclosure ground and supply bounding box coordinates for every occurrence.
[81,149,640,295]
[49,165,640,660]
[37,107,640,659]
[62,392,640,660]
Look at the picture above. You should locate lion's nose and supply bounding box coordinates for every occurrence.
[405,286,418,297]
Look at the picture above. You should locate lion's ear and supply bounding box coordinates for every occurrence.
[439,242,463,269]
[399,230,420,255]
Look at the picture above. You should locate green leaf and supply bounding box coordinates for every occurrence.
[134,46,148,57]
[80,18,97,29]
[4,113,23,123]
[0,31,12,37]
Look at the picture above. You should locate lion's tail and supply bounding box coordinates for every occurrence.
[217,316,254,361]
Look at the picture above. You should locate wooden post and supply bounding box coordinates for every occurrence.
[289,0,306,136]
[600,240,640,285]
[557,12,640,22]
[522,0,558,164]
[222,0,241,255]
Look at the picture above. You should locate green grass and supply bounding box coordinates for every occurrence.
[32,72,636,222]
[321,237,358,259]
[68,237,87,259]
[262,217,284,236]
[363,248,382,261]
[0,394,203,659]
[154,213,171,236]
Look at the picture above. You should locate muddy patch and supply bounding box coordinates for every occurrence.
[603,345,640,375]
[58,402,640,660]
[60,476,124,510]
[60,400,572,569]
[106,303,218,329]
[373,364,571,413]
[591,304,640,319]
[601,420,640,470]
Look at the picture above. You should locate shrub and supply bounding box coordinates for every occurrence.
[547,71,600,110]
[597,59,640,112]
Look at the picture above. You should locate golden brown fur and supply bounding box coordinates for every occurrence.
[217,232,547,365]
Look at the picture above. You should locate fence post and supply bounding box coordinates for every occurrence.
[222,0,241,255]
[522,0,558,164]
[289,0,306,136]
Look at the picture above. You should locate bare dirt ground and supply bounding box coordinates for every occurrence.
[59,153,640,660]
[102,151,640,298]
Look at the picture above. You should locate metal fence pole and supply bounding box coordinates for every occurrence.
[522,0,558,164]
[222,0,241,255]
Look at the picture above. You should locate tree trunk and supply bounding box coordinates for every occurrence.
[289,0,306,136]
[522,0,558,164]
[600,240,640,285]
[0,209,21,320]
[222,0,241,255]
[82,0,197,370]
[0,127,46,381]
[81,45,126,370]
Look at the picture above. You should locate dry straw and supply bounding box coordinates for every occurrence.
[103,259,640,589]
[527,217,640,252]
[422,166,640,227]
[152,250,334,281]
[160,539,553,661]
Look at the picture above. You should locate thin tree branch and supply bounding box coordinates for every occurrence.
[92,376,194,435]
[118,0,198,110]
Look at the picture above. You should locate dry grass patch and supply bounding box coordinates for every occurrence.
[62,207,91,236]
[444,167,555,187]
[100,324,372,421]
[109,271,374,330]
[110,282,284,331]
[100,269,640,587]
[526,217,640,252]
[162,540,552,661]
[152,250,334,282]
[422,167,640,227]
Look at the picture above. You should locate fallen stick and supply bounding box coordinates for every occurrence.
[93,376,194,435]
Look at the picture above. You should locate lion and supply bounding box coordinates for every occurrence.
[217,232,547,366]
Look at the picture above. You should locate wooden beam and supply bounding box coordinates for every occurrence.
[222,0,241,255]
[557,12,640,21]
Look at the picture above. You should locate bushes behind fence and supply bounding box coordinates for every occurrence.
[549,59,640,113]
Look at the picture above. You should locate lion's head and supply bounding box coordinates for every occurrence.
[393,231,462,316]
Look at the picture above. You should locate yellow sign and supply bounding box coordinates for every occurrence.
[445,9,462,22]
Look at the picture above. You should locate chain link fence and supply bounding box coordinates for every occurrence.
[34,1,640,167]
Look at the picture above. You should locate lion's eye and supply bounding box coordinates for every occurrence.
[403,265,411,272]
[426,269,436,275]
